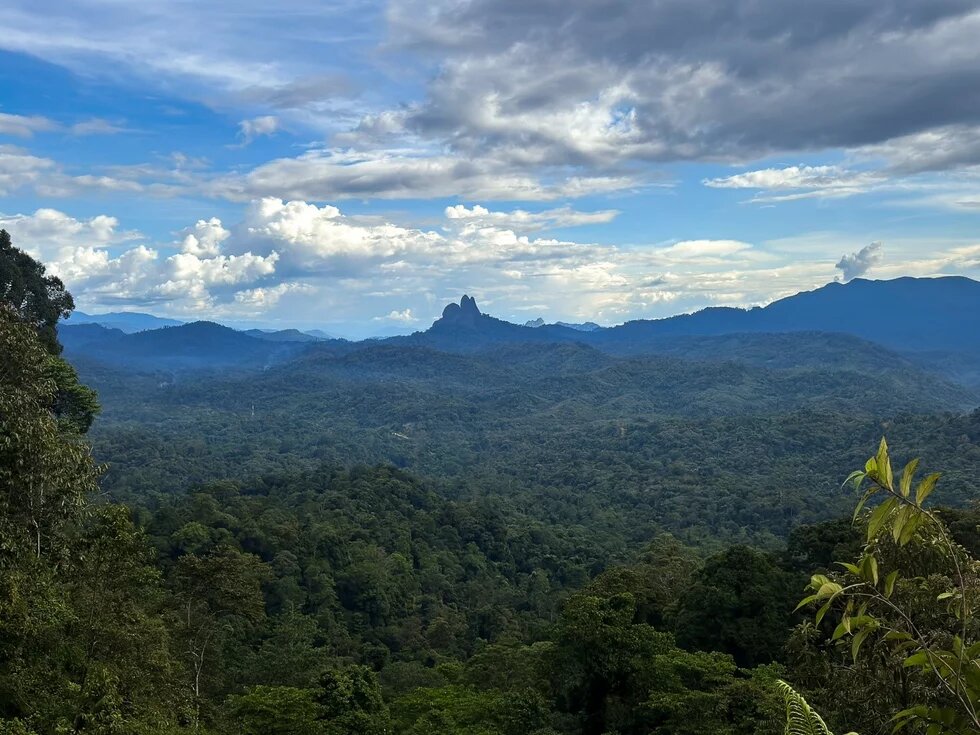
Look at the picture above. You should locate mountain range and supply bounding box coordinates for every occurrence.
[58,276,980,391]
[422,276,980,354]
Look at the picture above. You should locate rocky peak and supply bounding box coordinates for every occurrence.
[440,295,483,328]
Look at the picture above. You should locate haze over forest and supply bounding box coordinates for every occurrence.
[2,2,980,735]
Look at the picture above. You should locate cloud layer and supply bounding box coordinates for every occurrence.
[3,200,978,334]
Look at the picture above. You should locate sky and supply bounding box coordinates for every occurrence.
[1,1,980,337]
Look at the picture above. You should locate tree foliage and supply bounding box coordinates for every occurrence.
[0,229,73,355]
[795,439,980,735]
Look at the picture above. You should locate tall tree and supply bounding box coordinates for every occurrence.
[0,230,73,355]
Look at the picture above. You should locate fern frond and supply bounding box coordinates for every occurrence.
[776,680,856,735]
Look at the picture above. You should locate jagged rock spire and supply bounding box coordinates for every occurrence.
[440,295,482,327]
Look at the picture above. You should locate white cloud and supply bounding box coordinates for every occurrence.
[179,218,231,257]
[4,199,979,332]
[0,113,57,138]
[212,147,639,201]
[237,115,280,145]
[0,207,279,314]
[836,242,883,281]
[444,204,619,231]
[0,145,57,194]
[660,240,753,258]
[0,144,145,197]
[374,308,418,323]
[70,118,129,136]
[704,165,885,202]
[234,281,312,308]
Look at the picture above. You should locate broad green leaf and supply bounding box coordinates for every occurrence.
[795,594,820,612]
[884,630,912,641]
[884,570,899,598]
[892,506,911,544]
[915,473,941,506]
[852,628,871,662]
[903,651,931,668]
[815,600,833,626]
[899,458,918,498]
[867,497,896,541]
[898,513,921,546]
[876,438,893,489]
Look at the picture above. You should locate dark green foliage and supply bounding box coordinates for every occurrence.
[316,665,390,735]
[0,310,182,734]
[0,230,73,355]
[674,546,799,667]
[225,686,321,735]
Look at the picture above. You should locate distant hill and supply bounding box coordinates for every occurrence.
[526,317,601,331]
[243,328,322,343]
[61,321,312,371]
[65,310,184,333]
[591,276,980,353]
[57,322,126,352]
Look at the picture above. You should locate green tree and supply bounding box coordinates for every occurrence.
[551,589,674,735]
[0,305,183,734]
[796,439,980,734]
[0,308,98,560]
[171,549,268,722]
[675,545,798,667]
[225,686,321,735]
[0,229,73,355]
[315,665,390,735]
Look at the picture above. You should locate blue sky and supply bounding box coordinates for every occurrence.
[1,1,979,337]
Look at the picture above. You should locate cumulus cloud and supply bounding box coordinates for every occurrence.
[836,242,884,281]
[179,218,231,257]
[2,1,980,206]
[233,282,312,308]
[4,199,978,331]
[237,115,280,145]
[0,207,279,313]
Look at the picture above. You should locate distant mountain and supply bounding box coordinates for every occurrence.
[591,276,980,353]
[243,328,322,343]
[416,278,980,358]
[304,329,339,340]
[66,310,183,333]
[525,317,601,331]
[59,278,980,391]
[556,321,601,332]
[62,321,311,370]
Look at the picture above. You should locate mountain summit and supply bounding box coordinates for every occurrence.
[436,295,484,329]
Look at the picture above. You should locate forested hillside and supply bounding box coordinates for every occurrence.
[3,232,979,734]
